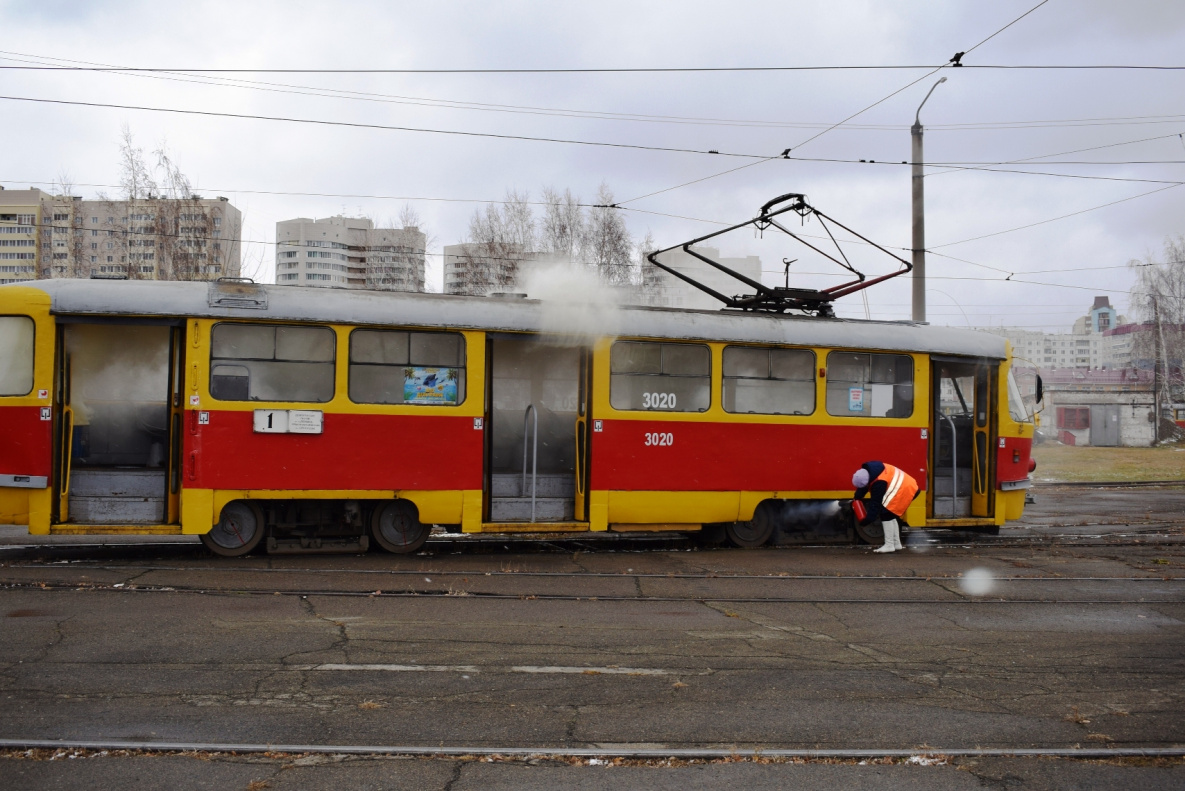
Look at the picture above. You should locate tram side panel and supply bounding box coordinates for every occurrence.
[589,339,929,528]
[180,319,485,534]
[0,287,55,532]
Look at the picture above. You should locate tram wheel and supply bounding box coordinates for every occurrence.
[200,501,264,557]
[370,500,429,554]
[854,518,885,545]
[725,503,775,548]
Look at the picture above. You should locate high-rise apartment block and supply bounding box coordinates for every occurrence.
[982,296,1133,370]
[0,187,241,284]
[275,216,425,292]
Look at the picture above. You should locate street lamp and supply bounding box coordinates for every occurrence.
[911,76,946,323]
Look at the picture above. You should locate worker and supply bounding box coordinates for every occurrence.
[852,461,919,553]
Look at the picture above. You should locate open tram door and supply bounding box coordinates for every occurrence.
[483,335,593,528]
[929,357,996,524]
[52,320,186,530]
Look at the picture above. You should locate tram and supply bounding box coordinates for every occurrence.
[1,275,1035,556]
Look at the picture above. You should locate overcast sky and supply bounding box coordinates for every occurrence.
[2,0,1183,331]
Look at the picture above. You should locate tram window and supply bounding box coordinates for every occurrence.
[825,352,914,418]
[349,329,466,405]
[610,341,710,412]
[722,346,815,415]
[0,316,34,396]
[210,323,335,403]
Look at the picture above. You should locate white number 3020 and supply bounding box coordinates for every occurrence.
[644,432,673,447]
[642,392,676,409]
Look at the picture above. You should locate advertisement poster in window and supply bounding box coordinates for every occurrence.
[848,387,864,412]
[404,367,457,404]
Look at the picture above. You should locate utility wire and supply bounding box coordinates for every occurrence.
[930,183,1185,248]
[928,130,1185,180]
[0,95,768,159]
[5,50,1184,133]
[616,0,1055,206]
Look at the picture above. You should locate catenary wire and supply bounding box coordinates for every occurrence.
[5,49,1185,133]
[616,1,1059,205]
[0,95,769,159]
[930,183,1185,248]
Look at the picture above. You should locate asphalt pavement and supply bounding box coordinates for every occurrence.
[1,483,1183,789]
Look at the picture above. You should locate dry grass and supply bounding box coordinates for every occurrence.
[1032,443,1185,483]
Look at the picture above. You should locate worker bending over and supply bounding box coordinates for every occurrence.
[852,461,919,553]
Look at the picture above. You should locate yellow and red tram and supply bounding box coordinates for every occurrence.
[0,279,1034,555]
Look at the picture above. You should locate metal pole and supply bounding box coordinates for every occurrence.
[911,77,946,323]
[911,123,926,322]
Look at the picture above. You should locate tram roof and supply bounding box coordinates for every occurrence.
[17,279,1006,360]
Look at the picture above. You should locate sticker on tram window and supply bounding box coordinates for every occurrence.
[644,432,674,447]
[848,387,864,412]
[641,392,677,410]
[403,366,458,405]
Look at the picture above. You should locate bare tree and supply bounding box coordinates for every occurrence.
[394,203,433,292]
[118,125,157,201]
[540,186,585,261]
[1128,235,1185,409]
[455,190,536,295]
[584,183,634,286]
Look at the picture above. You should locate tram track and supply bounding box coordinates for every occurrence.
[2,561,1181,583]
[2,580,1181,605]
[1,738,1183,761]
[0,531,1182,559]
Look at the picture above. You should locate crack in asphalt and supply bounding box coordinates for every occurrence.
[441,760,464,791]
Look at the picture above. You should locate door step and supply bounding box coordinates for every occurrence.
[490,496,573,522]
[931,497,973,518]
[67,468,167,525]
[479,522,589,533]
[490,473,574,498]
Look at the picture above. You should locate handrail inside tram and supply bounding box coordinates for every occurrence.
[940,412,958,515]
[522,404,538,523]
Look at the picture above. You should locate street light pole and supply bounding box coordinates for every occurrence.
[911,76,946,323]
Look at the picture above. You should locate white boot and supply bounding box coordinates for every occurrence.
[873,519,900,553]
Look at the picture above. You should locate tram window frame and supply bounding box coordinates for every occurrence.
[609,340,711,413]
[348,328,467,406]
[722,345,815,416]
[0,315,35,397]
[209,322,336,403]
[825,351,914,419]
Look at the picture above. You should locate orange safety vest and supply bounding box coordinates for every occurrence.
[874,463,919,517]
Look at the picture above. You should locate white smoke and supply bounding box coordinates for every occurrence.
[519,261,631,344]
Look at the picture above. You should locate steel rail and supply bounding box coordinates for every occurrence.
[2,580,1180,604]
[4,561,1180,580]
[1,738,1182,760]
[1038,480,1185,488]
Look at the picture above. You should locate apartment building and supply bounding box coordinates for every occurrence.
[982,296,1124,371]
[275,216,425,292]
[643,246,763,310]
[0,188,40,285]
[0,187,242,284]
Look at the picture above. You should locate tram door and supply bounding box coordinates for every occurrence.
[53,322,184,526]
[485,337,592,524]
[930,358,995,520]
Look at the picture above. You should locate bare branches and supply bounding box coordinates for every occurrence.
[585,183,634,286]
[1129,235,1185,402]
[118,124,157,201]
[450,183,638,294]
[540,187,584,260]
